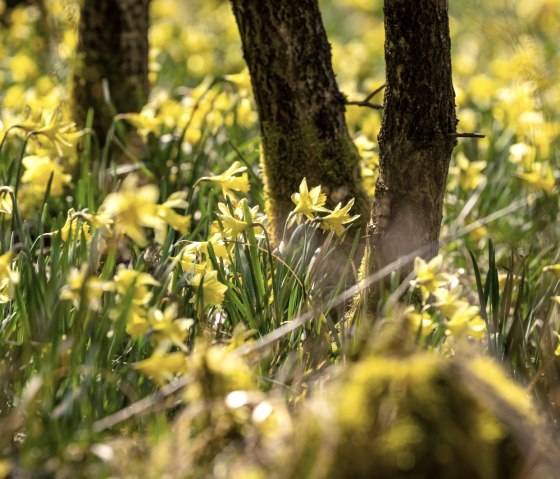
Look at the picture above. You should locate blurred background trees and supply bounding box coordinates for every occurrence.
[71,0,150,141]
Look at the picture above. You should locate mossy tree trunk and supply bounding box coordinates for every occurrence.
[71,0,150,142]
[364,0,457,307]
[230,0,370,247]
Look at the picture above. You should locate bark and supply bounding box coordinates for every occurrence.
[365,0,457,304]
[230,0,370,247]
[71,0,150,142]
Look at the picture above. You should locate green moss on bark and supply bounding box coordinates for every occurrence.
[261,122,369,246]
[230,0,371,258]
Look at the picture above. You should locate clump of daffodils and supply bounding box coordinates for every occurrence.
[98,174,191,246]
[288,178,360,238]
[408,255,487,346]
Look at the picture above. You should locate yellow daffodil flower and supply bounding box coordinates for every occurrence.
[410,255,452,299]
[406,307,436,337]
[179,234,232,268]
[177,251,207,276]
[120,110,162,138]
[21,155,71,196]
[515,163,556,194]
[433,286,468,318]
[113,267,160,337]
[447,152,487,190]
[149,303,193,350]
[320,198,360,237]
[134,351,187,386]
[154,191,191,244]
[0,251,19,304]
[113,267,160,305]
[446,303,486,340]
[16,109,84,158]
[60,265,113,310]
[554,332,560,357]
[216,199,259,239]
[508,142,535,167]
[204,161,250,199]
[0,187,14,215]
[99,175,161,246]
[290,178,329,225]
[56,208,91,242]
[189,270,228,308]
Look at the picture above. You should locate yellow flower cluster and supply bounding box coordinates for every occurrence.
[98,174,191,247]
[409,255,487,343]
[289,178,361,238]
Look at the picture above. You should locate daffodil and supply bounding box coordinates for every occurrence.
[410,255,452,299]
[16,109,84,158]
[178,234,232,268]
[154,191,191,244]
[447,153,487,190]
[149,303,193,350]
[508,142,535,167]
[113,267,160,336]
[177,250,207,276]
[515,163,556,194]
[120,110,162,138]
[0,251,19,304]
[406,307,436,337]
[190,270,228,308]
[21,155,71,196]
[216,199,259,239]
[99,174,161,246]
[554,332,560,357]
[56,208,91,242]
[113,267,160,305]
[0,187,14,215]
[134,351,187,386]
[225,69,252,91]
[60,265,113,310]
[204,161,250,199]
[433,286,468,317]
[446,303,486,340]
[290,178,329,225]
[320,198,360,237]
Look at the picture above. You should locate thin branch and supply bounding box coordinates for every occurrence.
[346,100,383,110]
[448,132,486,139]
[364,83,386,102]
[346,83,386,110]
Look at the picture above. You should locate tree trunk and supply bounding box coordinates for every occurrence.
[71,0,150,142]
[230,0,370,247]
[365,0,457,305]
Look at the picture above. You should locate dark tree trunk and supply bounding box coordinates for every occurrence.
[230,0,370,247]
[71,0,150,142]
[365,0,457,304]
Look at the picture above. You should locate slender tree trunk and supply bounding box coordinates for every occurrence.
[365,0,457,306]
[71,0,150,142]
[230,0,370,248]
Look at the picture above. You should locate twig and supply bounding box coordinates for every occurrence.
[448,132,486,139]
[346,83,386,110]
[346,100,383,110]
[364,83,386,102]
